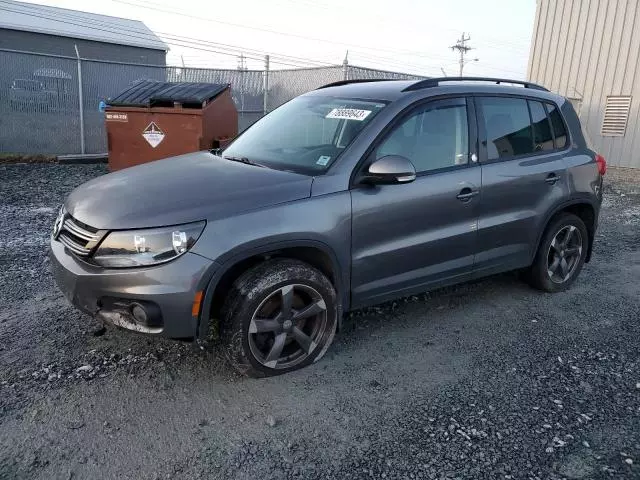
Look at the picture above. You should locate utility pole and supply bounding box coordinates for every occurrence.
[237,53,248,117]
[74,44,85,155]
[263,54,270,116]
[237,53,248,71]
[450,32,478,76]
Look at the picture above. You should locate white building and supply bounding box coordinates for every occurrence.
[528,0,640,168]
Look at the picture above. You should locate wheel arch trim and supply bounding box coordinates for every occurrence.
[532,197,599,265]
[197,239,347,339]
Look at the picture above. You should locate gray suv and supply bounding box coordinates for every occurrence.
[50,77,606,377]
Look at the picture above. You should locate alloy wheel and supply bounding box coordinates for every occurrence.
[247,284,328,369]
[546,225,583,284]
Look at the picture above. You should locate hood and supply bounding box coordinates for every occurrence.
[66,152,313,229]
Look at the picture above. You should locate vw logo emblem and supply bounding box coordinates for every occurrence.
[52,209,64,238]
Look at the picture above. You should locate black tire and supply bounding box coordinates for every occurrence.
[528,213,589,292]
[220,258,338,377]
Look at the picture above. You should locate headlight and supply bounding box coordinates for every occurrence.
[92,221,205,268]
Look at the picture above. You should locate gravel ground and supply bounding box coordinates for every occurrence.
[0,163,639,480]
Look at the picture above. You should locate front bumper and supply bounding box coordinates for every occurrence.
[49,237,216,338]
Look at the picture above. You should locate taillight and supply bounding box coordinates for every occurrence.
[595,154,607,176]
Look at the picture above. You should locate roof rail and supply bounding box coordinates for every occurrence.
[403,77,549,92]
[316,79,392,89]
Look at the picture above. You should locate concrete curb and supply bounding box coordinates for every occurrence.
[57,153,108,164]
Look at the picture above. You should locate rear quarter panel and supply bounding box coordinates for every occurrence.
[563,152,602,205]
[559,99,602,210]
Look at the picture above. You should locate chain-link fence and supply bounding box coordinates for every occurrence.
[0,49,81,154]
[0,48,426,155]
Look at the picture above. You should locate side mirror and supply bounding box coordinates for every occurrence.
[361,155,416,185]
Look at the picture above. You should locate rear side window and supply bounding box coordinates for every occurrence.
[529,100,554,152]
[545,103,569,148]
[478,97,534,160]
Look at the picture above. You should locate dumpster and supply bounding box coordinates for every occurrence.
[105,80,238,171]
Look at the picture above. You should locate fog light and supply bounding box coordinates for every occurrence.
[131,303,148,324]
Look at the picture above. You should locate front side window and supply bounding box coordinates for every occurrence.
[478,97,534,160]
[223,96,386,174]
[375,99,469,173]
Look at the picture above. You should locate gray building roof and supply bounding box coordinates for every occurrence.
[0,0,167,51]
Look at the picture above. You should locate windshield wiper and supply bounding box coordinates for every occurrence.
[222,155,266,168]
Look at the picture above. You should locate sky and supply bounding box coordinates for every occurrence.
[18,0,537,78]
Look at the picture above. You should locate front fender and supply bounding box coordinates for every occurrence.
[197,239,347,339]
[192,192,352,339]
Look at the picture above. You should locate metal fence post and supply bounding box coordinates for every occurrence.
[263,54,270,116]
[74,44,85,154]
[342,51,349,80]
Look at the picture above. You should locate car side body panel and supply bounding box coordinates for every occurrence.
[50,79,604,347]
[350,165,481,308]
[473,151,570,278]
[198,88,602,320]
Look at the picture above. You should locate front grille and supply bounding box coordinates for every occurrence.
[56,215,104,257]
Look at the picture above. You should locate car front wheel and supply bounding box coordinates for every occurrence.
[220,259,338,377]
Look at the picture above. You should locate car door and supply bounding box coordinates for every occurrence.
[473,96,570,278]
[350,97,481,308]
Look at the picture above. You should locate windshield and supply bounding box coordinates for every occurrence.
[222,96,386,174]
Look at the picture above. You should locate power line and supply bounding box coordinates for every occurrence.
[115,0,532,75]
[1,0,527,76]
[349,50,453,71]
[347,53,440,77]
[0,3,262,64]
[347,48,526,77]
[261,0,533,49]
[112,0,492,64]
[2,0,451,73]
[0,1,333,68]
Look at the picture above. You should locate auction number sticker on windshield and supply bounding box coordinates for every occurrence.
[326,108,372,121]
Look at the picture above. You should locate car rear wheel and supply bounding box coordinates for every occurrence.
[528,213,589,292]
[220,259,337,377]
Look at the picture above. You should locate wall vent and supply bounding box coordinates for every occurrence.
[601,95,632,136]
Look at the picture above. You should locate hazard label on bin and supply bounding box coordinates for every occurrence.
[142,122,165,148]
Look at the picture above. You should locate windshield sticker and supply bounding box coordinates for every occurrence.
[326,108,372,121]
[316,155,331,166]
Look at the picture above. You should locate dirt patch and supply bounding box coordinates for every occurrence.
[0,153,57,164]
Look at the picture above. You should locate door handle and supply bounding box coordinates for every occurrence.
[456,188,479,201]
[545,173,560,185]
